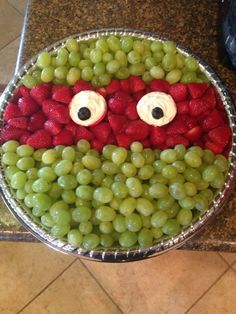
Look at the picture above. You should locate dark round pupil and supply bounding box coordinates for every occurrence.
[152,107,164,119]
[77,107,91,120]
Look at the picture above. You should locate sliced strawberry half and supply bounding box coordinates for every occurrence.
[27,129,52,148]
[28,112,47,132]
[30,83,52,104]
[53,129,74,146]
[149,79,170,93]
[128,76,146,93]
[188,83,209,99]
[18,97,39,116]
[169,83,188,102]
[108,113,128,134]
[184,126,202,141]
[3,103,22,121]
[90,122,111,143]
[52,85,72,104]
[125,120,149,141]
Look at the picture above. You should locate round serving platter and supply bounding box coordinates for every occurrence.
[1,28,236,262]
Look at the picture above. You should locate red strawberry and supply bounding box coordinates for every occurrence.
[116,133,132,149]
[202,109,224,131]
[108,113,128,133]
[42,99,59,116]
[201,87,216,109]
[125,120,149,141]
[176,101,189,115]
[28,112,47,132]
[30,83,51,104]
[129,76,146,93]
[27,130,52,148]
[169,83,188,102]
[166,117,188,135]
[11,88,23,103]
[184,116,198,129]
[149,80,170,93]
[215,92,225,111]
[125,101,138,120]
[184,126,202,141]
[53,129,74,146]
[188,83,209,99]
[44,120,62,135]
[205,141,223,154]
[65,121,78,137]
[107,132,116,144]
[91,138,104,151]
[76,125,94,142]
[19,131,31,145]
[150,126,167,145]
[120,79,130,93]
[48,105,70,124]
[52,86,72,104]
[3,103,22,121]
[18,97,39,116]
[189,98,211,116]
[142,139,151,148]
[90,122,111,143]
[133,90,145,102]
[166,134,189,147]
[108,91,131,114]
[73,80,94,94]
[208,125,231,147]
[18,85,31,98]
[106,80,121,95]
[1,125,23,141]
[96,87,107,98]
[8,117,29,129]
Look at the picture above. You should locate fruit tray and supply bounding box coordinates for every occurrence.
[0,29,236,262]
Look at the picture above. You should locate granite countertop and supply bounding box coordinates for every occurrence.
[1,0,236,251]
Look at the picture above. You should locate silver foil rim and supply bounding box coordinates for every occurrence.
[0,28,236,262]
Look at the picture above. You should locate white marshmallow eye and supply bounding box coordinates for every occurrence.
[69,91,107,126]
[137,91,177,126]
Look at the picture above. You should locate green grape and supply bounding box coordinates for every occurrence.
[24,194,35,208]
[136,198,154,216]
[150,66,165,79]
[67,67,81,85]
[67,230,83,246]
[184,182,197,197]
[68,51,80,66]
[185,56,199,71]
[166,69,182,83]
[115,67,130,79]
[181,71,197,83]
[184,168,201,183]
[5,165,19,180]
[142,148,155,164]
[75,198,91,208]
[174,144,186,160]
[138,228,153,247]
[81,67,93,81]
[76,185,94,201]
[49,200,69,213]
[151,210,168,228]
[32,178,51,193]
[202,165,220,183]
[162,165,178,179]
[48,183,63,199]
[169,174,185,185]
[54,66,68,80]
[16,145,34,157]
[33,148,46,161]
[62,190,76,204]
[162,219,180,236]
[119,197,137,216]
[163,41,176,54]
[32,207,44,217]
[169,182,186,200]
[32,193,52,211]
[2,140,19,153]
[141,215,151,228]
[76,139,90,154]
[93,62,106,76]
[72,207,92,222]
[149,183,169,199]
[125,213,142,232]
[126,177,143,197]
[131,152,145,168]
[76,169,92,185]
[41,66,54,82]
[95,206,116,222]
[199,189,214,202]
[79,221,93,235]
[32,70,43,83]
[54,160,72,176]
[113,214,126,233]
[214,155,228,172]
[145,57,157,69]
[11,172,27,189]
[129,63,146,76]
[138,165,154,180]
[79,59,93,69]
[162,54,177,71]
[210,172,225,189]
[120,36,133,52]
[41,213,55,228]
[102,145,116,159]
[156,195,175,210]
[106,60,120,73]
[172,161,186,173]
[91,75,101,87]
[96,38,109,52]
[109,197,122,210]
[66,38,79,52]
[150,40,163,52]
[92,169,105,186]
[51,224,70,238]
[179,197,195,210]
[141,184,153,200]
[119,230,137,247]
[90,48,102,63]
[21,74,37,88]
[130,142,143,153]
[128,50,141,64]
[184,151,202,168]
[152,227,163,239]
[99,73,111,85]
[82,155,101,170]
[112,147,127,165]
[133,40,145,54]
[142,71,153,84]
[83,234,100,249]
[58,175,77,190]
[176,54,185,68]
[107,36,121,51]
[55,54,68,66]
[100,234,113,247]
[153,51,164,63]
[16,188,27,200]
[114,173,126,183]
[121,162,137,177]
[26,168,38,180]
[115,50,128,66]
[2,152,19,165]
[41,149,58,164]
[188,146,203,157]
[51,207,71,225]
[38,167,56,182]
[101,176,114,188]
[111,182,128,199]
[36,51,51,68]
[177,208,193,226]
[16,157,35,171]
[24,180,34,193]
[99,221,113,234]
[93,187,113,203]
[160,149,177,163]
[203,149,215,164]
[153,160,166,173]
[102,52,113,63]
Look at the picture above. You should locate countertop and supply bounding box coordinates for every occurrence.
[0,0,236,251]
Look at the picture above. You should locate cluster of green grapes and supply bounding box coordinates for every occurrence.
[22,36,208,88]
[1,140,228,250]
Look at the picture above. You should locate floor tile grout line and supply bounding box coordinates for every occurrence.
[16,258,77,314]
[7,0,25,16]
[0,35,20,53]
[79,259,124,314]
[184,266,230,314]
[216,252,235,267]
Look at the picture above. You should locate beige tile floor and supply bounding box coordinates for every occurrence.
[0,1,236,313]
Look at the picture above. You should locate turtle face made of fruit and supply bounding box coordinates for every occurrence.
[0,36,232,251]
